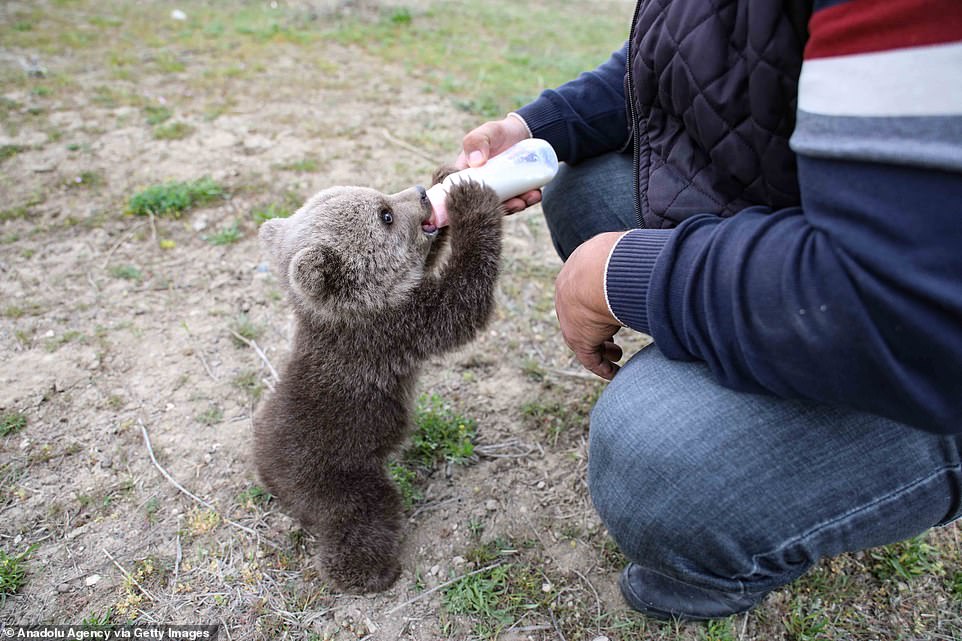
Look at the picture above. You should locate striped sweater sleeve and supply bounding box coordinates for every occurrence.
[604,0,962,433]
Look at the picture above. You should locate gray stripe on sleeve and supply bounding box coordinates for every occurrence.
[791,111,962,172]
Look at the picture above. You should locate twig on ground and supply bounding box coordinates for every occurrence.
[547,603,567,641]
[385,562,504,615]
[572,568,602,626]
[475,438,538,459]
[172,532,182,596]
[103,547,158,602]
[408,496,461,520]
[101,221,147,269]
[381,128,439,164]
[148,209,158,248]
[230,330,280,382]
[138,419,281,549]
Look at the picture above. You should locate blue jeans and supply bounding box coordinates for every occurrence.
[542,152,962,607]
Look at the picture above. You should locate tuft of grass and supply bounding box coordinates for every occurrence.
[144,104,172,125]
[67,170,104,189]
[389,461,422,510]
[0,145,25,163]
[276,157,319,173]
[153,121,194,140]
[128,177,224,217]
[230,313,263,346]
[204,221,242,245]
[870,534,944,582]
[237,485,272,510]
[231,370,264,401]
[0,545,36,604]
[109,264,142,281]
[782,598,832,641]
[441,558,552,638]
[406,394,477,468]
[0,206,29,223]
[0,413,28,437]
[196,405,223,426]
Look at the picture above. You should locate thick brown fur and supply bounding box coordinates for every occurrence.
[253,177,502,593]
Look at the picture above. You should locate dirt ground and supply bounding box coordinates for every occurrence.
[1,2,959,640]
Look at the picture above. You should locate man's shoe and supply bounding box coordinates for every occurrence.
[618,563,763,621]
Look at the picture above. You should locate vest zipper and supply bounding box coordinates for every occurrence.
[626,0,645,229]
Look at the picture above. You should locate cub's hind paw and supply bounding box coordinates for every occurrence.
[327,557,401,594]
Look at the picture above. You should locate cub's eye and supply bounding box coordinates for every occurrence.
[380,209,393,225]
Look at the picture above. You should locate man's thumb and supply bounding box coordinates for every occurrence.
[461,130,491,167]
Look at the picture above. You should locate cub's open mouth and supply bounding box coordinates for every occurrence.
[421,222,438,237]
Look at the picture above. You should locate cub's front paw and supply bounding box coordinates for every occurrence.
[445,180,502,227]
[431,165,458,186]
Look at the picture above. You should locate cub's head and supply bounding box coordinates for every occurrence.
[259,185,439,319]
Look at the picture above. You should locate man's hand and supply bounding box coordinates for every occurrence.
[555,232,626,380]
[457,116,541,214]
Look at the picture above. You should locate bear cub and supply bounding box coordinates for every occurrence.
[253,174,503,593]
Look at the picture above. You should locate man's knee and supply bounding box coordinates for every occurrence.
[587,382,796,589]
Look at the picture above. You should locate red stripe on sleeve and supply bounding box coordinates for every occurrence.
[806,0,962,60]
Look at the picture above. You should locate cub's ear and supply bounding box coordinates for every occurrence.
[259,218,287,255]
[289,245,345,300]
[431,165,458,186]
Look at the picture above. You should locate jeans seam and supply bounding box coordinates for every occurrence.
[733,461,962,592]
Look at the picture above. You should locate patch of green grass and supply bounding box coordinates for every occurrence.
[870,534,944,582]
[109,264,142,281]
[389,461,422,510]
[0,545,36,605]
[276,157,319,173]
[128,177,224,217]
[326,1,627,117]
[782,597,832,641]
[153,121,194,140]
[699,618,738,641]
[251,202,294,225]
[195,405,223,426]
[204,221,242,245]
[44,330,85,352]
[144,104,172,125]
[441,559,551,638]
[68,170,104,189]
[406,394,477,468]
[949,570,962,599]
[0,145,25,162]
[231,370,264,401]
[230,313,263,346]
[81,608,114,626]
[237,484,272,510]
[0,413,28,437]
[0,206,29,223]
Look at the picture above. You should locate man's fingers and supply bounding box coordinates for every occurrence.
[602,340,623,363]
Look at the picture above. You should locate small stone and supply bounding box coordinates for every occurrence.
[429,564,441,576]
[171,9,187,20]
[452,556,466,566]
[57,583,70,593]
[536,481,546,489]
[591,637,611,641]
[484,499,498,511]
[84,574,101,587]
[363,618,377,634]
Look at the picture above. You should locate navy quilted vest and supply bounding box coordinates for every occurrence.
[628,0,810,228]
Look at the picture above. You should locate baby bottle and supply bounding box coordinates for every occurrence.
[426,138,559,229]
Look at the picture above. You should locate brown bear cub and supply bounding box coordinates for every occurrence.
[253,173,502,593]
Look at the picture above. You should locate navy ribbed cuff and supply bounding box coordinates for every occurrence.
[605,229,672,335]
[515,95,570,162]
